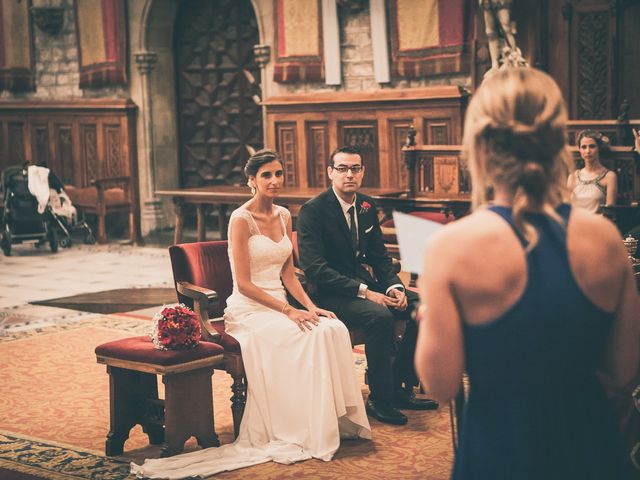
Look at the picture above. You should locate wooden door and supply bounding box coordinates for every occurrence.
[174,0,263,188]
[547,0,617,119]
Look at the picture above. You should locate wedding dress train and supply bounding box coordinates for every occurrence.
[131,206,371,479]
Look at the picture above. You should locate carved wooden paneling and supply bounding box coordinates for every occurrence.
[567,120,640,147]
[417,154,434,192]
[81,125,98,184]
[433,156,459,194]
[424,119,452,145]
[305,121,329,188]
[0,100,141,242]
[264,87,468,190]
[8,123,25,166]
[276,122,298,187]
[105,125,122,177]
[175,0,263,188]
[616,157,635,206]
[388,120,411,190]
[576,9,610,119]
[33,125,50,168]
[338,122,379,188]
[56,127,74,185]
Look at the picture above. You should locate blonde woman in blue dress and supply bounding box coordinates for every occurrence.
[132,150,370,479]
[567,129,617,213]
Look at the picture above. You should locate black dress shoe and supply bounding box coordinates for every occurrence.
[365,399,408,425]
[393,391,439,411]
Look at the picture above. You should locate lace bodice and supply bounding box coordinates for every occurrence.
[227,206,292,294]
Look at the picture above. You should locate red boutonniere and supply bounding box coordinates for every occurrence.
[359,201,371,214]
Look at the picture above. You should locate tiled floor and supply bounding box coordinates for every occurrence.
[0,242,175,331]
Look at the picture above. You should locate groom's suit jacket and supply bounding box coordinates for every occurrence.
[297,187,403,298]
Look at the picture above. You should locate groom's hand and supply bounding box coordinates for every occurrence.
[365,289,397,307]
[387,288,408,311]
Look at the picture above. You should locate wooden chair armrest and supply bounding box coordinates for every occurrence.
[176,281,221,343]
[177,281,219,303]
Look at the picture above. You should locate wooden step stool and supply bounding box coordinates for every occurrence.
[95,336,225,457]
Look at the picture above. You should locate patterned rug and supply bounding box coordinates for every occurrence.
[0,314,454,479]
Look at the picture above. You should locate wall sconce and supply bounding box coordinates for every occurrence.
[31,7,65,35]
[253,44,271,68]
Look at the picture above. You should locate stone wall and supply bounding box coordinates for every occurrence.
[274,4,471,96]
[1,0,128,101]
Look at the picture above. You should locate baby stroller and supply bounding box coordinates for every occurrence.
[47,171,95,248]
[0,165,59,256]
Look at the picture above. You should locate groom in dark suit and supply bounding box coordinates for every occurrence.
[297,146,437,425]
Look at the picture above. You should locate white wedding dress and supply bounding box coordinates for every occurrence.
[132,206,371,479]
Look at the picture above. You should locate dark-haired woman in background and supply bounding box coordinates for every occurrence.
[414,68,638,479]
[568,129,617,213]
[132,150,370,479]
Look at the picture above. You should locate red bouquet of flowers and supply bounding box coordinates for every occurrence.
[150,304,201,351]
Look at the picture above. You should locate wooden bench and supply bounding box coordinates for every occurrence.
[95,336,225,457]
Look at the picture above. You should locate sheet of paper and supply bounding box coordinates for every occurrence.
[392,211,444,274]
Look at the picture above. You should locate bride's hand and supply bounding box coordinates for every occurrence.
[285,305,319,331]
[311,306,337,319]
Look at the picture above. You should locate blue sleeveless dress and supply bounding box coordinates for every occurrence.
[453,205,621,480]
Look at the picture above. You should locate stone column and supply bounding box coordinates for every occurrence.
[253,44,271,148]
[134,51,166,234]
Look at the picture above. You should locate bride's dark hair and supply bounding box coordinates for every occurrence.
[244,149,282,178]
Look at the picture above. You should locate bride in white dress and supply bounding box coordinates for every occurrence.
[132,150,371,479]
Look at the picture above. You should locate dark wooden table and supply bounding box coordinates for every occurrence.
[156,185,407,243]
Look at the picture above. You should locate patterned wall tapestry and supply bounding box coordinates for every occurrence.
[389,0,469,78]
[0,0,35,91]
[274,0,324,83]
[75,0,127,88]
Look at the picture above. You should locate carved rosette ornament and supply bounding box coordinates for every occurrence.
[134,52,158,76]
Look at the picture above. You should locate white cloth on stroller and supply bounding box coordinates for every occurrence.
[27,165,50,214]
[49,188,77,223]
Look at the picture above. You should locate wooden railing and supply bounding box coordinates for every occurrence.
[566,119,640,146]
[402,145,639,205]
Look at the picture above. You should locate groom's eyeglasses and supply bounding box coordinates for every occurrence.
[331,164,363,174]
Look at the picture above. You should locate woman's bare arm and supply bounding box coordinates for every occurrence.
[604,170,617,205]
[601,246,640,388]
[415,233,465,403]
[567,171,576,191]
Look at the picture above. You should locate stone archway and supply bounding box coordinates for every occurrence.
[129,0,269,234]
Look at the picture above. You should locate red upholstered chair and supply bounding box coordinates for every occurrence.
[168,241,245,438]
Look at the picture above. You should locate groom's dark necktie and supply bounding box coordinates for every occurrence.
[348,205,358,252]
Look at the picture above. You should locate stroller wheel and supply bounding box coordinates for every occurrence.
[59,236,71,248]
[84,233,96,245]
[1,226,11,256]
[48,226,59,253]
